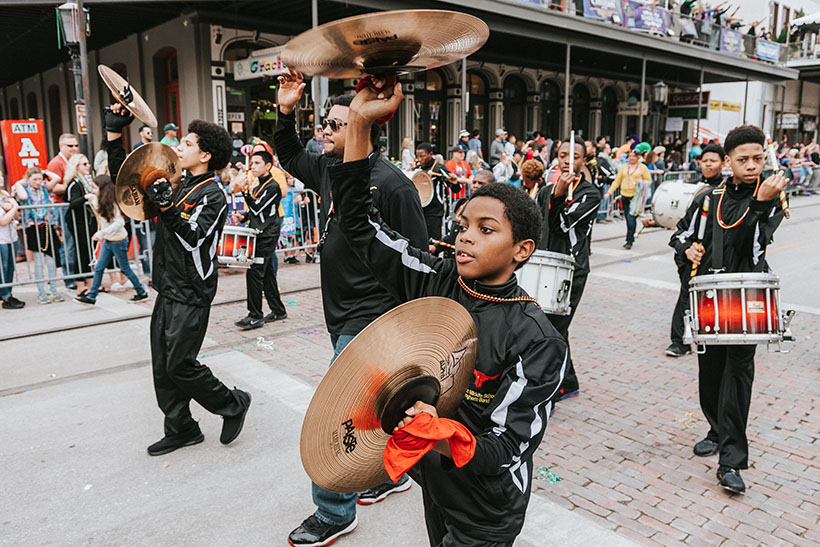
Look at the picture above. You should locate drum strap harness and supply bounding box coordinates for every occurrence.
[710,177,763,274]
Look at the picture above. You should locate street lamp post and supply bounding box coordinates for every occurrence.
[56,1,92,157]
[652,81,668,145]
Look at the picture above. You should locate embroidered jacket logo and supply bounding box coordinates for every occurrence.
[181,201,196,212]
[472,369,501,388]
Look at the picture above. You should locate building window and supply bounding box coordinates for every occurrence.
[10,97,20,119]
[503,75,526,140]
[26,92,39,119]
[414,70,446,152]
[601,87,618,142]
[47,86,62,155]
[571,84,591,139]
[540,80,560,139]
[466,71,489,154]
[153,48,180,132]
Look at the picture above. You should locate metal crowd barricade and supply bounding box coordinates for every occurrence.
[275,188,321,257]
[0,202,154,293]
[661,171,701,184]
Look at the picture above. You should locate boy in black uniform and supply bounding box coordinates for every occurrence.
[670,125,787,494]
[333,78,567,547]
[536,141,601,406]
[666,143,726,357]
[104,106,251,456]
[416,142,460,240]
[233,150,287,330]
[274,70,428,547]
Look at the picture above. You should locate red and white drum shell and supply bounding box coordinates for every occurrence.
[217,225,263,268]
[687,272,784,345]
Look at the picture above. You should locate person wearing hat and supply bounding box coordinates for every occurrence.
[489,128,507,167]
[689,138,703,163]
[445,144,473,197]
[306,124,325,154]
[457,129,471,153]
[604,146,652,249]
[160,123,179,147]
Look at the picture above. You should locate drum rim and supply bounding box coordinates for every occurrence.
[689,272,780,288]
[690,334,784,344]
[222,225,259,235]
[526,250,576,266]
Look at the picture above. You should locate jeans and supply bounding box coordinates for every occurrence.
[88,239,146,300]
[57,207,77,284]
[0,241,17,299]
[135,221,154,276]
[311,334,409,525]
[32,251,58,298]
[621,195,636,244]
[596,183,611,222]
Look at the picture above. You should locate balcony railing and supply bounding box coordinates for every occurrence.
[511,0,786,66]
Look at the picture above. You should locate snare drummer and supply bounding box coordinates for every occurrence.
[670,125,787,494]
[666,143,725,358]
[536,141,601,408]
[232,150,287,330]
[416,142,460,239]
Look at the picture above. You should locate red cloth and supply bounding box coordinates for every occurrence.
[383,413,476,482]
[355,75,399,125]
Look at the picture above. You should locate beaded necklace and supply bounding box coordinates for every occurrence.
[458,276,538,304]
[716,176,761,229]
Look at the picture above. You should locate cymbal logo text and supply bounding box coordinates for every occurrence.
[353,34,398,46]
[341,419,357,453]
[439,347,468,395]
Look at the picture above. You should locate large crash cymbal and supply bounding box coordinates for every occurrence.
[410,169,434,207]
[98,64,158,127]
[282,10,489,78]
[116,143,182,220]
[301,297,477,493]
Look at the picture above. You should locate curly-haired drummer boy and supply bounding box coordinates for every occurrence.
[330,80,567,546]
[670,125,787,494]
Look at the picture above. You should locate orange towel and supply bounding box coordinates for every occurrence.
[383,413,476,482]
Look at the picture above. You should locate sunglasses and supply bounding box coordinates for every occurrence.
[322,119,348,132]
[66,144,79,148]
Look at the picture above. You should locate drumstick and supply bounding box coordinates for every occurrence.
[568,130,575,201]
[691,195,710,278]
[766,133,790,219]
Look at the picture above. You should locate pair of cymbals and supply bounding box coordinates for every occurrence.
[116,143,182,220]
[98,64,158,127]
[301,297,477,493]
[410,170,434,207]
[282,10,490,78]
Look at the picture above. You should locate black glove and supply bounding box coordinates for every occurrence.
[104,106,135,133]
[144,180,174,208]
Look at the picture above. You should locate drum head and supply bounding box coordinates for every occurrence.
[651,181,708,229]
[411,170,434,207]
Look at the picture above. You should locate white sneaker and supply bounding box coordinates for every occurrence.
[123,279,134,289]
[110,282,124,292]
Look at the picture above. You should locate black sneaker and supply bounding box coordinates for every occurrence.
[285,256,299,265]
[288,515,358,547]
[74,294,96,305]
[717,465,746,494]
[129,293,149,303]
[235,315,265,330]
[147,429,204,456]
[305,253,314,263]
[264,311,287,323]
[624,242,633,249]
[357,477,411,505]
[220,389,251,445]
[693,438,719,457]
[666,343,692,357]
[2,297,25,309]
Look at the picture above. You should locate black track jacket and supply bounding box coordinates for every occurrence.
[330,158,568,542]
[274,111,427,335]
[242,173,281,253]
[108,138,227,307]
[670,177,785,273]
[536,175,601,275]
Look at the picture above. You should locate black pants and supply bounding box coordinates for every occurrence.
[425,215,443,241]
[670,263,690,346]
[421,492,513,547]
[698,344,756,469]
[246,251,285,319]
[150,295,244,437]
[547,269,589,397]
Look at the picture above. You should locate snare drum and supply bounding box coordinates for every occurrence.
[217,225,263,268]
[651,181,709,229]
[684,272,795,348]
[515,250,575,315]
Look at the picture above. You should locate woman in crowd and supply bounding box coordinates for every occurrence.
[0,183,24,309]
[63,153,98,297]
[604,147,652,249]
[14,167,63,304]
[75,176,148,305]
[400,136,414,171]
[492,150,518,184]
[466,149,489,172]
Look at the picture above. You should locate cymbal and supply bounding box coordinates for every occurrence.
[116,143,182,220]
[282,10,490,78]
[98,64,158,127]
[300,297,477,493]
[410,169,434,207]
